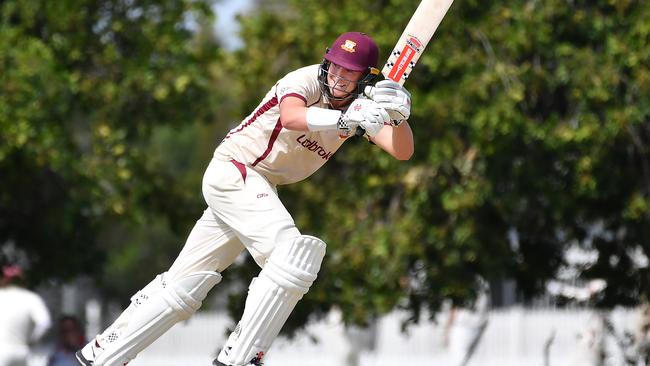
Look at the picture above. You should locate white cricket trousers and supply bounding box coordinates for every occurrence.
[166,158,301,281]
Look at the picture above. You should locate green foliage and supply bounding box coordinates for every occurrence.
[230,0,650,326]
[0,0,224,291]
[1,0,649,334]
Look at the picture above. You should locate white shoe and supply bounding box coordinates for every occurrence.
[76,339,105,366]
[212,349,265,366]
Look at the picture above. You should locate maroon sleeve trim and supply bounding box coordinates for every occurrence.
[225,96,279,139]
[280,93,307,105]
[252,119,283,167]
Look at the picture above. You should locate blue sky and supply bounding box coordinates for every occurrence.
[213,0,253,50]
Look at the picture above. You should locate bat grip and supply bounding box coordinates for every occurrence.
[354,126,366,137]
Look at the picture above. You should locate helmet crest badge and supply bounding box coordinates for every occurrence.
[341,40,357,53]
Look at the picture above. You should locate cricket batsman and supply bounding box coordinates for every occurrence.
[76,31,413,366]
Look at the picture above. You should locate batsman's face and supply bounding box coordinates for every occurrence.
[327,63,363,98]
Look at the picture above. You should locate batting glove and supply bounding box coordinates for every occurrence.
[365,80,411,126]
[339,98,390,137]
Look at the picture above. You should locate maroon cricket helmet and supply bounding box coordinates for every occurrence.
[324,32,379,71]
[319,32,381,102]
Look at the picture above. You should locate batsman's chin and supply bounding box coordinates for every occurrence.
[329,96,355,110]
[330,93,352,102]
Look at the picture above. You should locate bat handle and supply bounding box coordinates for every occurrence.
[354,126,366,137]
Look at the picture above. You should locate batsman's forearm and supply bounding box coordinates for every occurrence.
[392,122,415,160]
[372,122,414,160]
[279,105,310,131]
[280,100,343,132]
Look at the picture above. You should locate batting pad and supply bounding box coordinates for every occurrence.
[95,271,221,366]
[217,235,326,366]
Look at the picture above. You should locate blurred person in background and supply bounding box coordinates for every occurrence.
[0,264,52,366]
[571,314,605,366]
[443,282,490,366]
[48,316,87,366]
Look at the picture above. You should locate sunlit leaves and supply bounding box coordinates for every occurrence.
[0,0,220,286]
[231,0,650,327]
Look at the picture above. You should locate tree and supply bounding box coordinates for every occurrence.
[1,0,648,336]
[227,0,650,329]
[0,0,224,294]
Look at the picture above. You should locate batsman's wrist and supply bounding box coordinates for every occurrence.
[306,107,343,131]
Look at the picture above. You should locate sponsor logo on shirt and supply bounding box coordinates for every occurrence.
[296,134,333,160]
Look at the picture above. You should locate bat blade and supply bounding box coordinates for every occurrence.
[381,0,454,86]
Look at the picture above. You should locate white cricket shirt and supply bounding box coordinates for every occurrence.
[214,64,349,185]
[0,285,51,346]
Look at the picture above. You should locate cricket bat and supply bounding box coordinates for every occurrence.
[356,0,454,136]
[381,0,454,85]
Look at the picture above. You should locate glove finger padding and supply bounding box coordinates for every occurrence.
[341,98,390,137]
[375,102,409,124]
[338,99,370,136]
[359,102,390,137]
[360,104,390,125]
[365,80,411,124]
[359,119,385,137]
[365,80,412,99]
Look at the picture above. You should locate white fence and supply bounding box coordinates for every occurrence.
[27,307,645,366]
[135,307,643,366]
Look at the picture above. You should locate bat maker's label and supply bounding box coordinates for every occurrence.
[387,43,417,82]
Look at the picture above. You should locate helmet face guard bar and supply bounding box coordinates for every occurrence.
[318,59,380,103]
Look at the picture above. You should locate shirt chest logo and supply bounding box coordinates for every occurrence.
[296,134,333,160]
